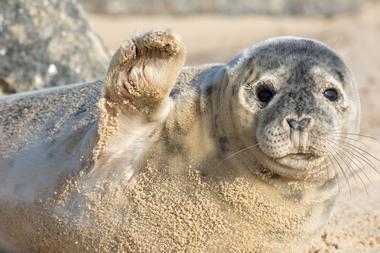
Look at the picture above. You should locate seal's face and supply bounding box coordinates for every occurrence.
[227,38,360,179]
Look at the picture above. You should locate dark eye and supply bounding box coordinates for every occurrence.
[257,85,275,103]
[323,88,339,101]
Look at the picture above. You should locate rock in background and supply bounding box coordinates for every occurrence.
[0,0,110,95]
[79,0,361,16]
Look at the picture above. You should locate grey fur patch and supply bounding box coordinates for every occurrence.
[205,86,213,96]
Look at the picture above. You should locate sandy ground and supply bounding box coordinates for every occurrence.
[87,3,380,252]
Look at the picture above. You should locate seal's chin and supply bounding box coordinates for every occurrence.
[253,146,326,179]
[275,153,324,171]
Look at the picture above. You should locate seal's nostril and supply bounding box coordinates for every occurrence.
[286,119,298,129]
[299,118,311,131]
[286,117,311,131]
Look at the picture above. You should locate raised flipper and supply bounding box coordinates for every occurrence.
[104,30,186,118]
[91,30,186,180]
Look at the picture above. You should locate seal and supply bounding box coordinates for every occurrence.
[0,30,360,252]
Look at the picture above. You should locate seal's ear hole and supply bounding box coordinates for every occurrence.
[256,81,276,104]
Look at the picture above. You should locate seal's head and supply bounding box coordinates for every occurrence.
[216,37,360,180]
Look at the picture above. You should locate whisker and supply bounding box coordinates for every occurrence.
[334,138,380,162]
[324,144,352,196]
[211,143,260,170]
[329,155,341,194]
[325,141,369,194]
[321,148,341,194]
[321,135,380,176]
[327,138,380,175]
[328,135,368,148]
[326,143,359,186]
[337,147,371,184]
[310,143,342,194]
[323,134,378,163]
[329,132,378,141]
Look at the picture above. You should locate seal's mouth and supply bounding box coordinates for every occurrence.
[282,153,320,160]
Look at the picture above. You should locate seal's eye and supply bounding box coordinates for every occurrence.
[323,88,339,102]
[257,85,275,103]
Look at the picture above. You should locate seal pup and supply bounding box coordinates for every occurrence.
[0,31,360,252]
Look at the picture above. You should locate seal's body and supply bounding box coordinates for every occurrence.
[0,31,360,252]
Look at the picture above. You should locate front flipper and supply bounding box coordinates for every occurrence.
[91,30,186,177]
[104,30,186,118]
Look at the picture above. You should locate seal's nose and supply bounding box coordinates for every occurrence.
[286,117,311,131]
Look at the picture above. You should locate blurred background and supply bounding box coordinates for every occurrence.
[81,0,371,65]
